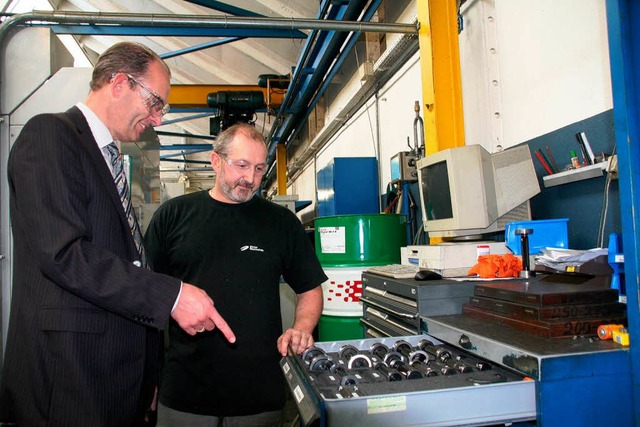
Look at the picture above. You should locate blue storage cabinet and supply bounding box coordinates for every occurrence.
[425,315,634,426]
[317,157,379,216]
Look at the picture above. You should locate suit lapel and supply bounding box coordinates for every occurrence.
[62,107,134,244]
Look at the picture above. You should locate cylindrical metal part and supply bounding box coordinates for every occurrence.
[347,354,373,370]
[515,228,536,278]
[303,346,325,363]
[370,342,390,360]
[393,340,413,359]
[339,344,359,360]
[374,363,403,381]
[432,361,456,376]
[309,355,335,371]
[418,339,451,362]
[390,360,423,379]
[410,361,438,377]
[409,350,430,363]
[445,359,473,373]
[383,351,405,366]
[475,361,492,371]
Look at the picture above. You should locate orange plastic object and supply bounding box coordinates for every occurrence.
[597,324,624,340]
[468,254,524,278]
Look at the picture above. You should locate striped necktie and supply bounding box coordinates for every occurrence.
[104,142,147,268]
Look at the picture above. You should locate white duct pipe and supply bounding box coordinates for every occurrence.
[0,10,417,47]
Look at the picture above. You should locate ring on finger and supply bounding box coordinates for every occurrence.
[196,326,205,333]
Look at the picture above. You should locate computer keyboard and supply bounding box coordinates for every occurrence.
[366,264,421,279]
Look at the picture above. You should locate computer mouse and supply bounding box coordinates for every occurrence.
[414,270,442,281]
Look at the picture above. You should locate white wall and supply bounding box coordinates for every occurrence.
[295,54,424,208]
[460,0,612,152]
[290,163,319,222]
[290,0,612,219]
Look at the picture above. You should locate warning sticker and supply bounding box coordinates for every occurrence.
[318,226,346,254]
[367,395,407,414]
[293,385,305,403]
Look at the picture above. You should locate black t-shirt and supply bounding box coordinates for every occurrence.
[144,191,327,416]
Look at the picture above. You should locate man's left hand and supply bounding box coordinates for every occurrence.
[277,328,314,356]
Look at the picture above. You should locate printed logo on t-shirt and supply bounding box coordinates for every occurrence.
[240,245,264,252]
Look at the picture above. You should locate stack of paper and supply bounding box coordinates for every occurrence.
[535,247,608,271]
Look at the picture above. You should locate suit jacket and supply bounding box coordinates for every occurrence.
[1,106,181,426]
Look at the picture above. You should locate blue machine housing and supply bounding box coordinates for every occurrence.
[316,157,379,217]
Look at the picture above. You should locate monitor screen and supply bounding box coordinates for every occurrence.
[390,154,402,183]
[422,160,453,220]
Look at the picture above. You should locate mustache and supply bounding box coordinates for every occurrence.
[236,179,254,189]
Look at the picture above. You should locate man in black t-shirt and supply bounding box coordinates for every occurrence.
[145,123,326,426]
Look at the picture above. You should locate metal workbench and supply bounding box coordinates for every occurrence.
[424,314,633,427]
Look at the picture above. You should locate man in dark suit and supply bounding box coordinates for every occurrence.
[0,42,235,427]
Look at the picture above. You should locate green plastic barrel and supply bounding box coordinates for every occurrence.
[314,214,407,341]
[318,315,364,341]
[314,214,407,267]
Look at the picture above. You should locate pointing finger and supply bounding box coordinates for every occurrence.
[208,306,236,343]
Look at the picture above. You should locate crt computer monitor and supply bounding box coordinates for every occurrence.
[417,144,540,239]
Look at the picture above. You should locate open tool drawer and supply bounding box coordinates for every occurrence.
[280,335,536,427]
[424,314,634,426]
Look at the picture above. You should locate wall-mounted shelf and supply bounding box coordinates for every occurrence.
[542,161,608,188]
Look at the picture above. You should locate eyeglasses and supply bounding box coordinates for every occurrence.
[125,74,170,118]
[221,155,267,177]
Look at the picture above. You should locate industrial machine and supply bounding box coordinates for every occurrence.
[390,151,418,183]
[207,90,265,135]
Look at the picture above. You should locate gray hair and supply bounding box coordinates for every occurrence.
[213,123,266,157]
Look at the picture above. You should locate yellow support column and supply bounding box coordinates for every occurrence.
[417,0,466,155]
[276,143,287,195]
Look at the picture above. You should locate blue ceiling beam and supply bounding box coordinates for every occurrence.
[276,0,361,117]
[161,37,244,59]
[163,110,216,117]
[160,158,212,164]
[158,143,214,150]
[284,0,384,145]
[266,0,372,164]
[268,0,332,147]
[155,131,216,142]
[277,0,343,115]
[161,149,211,159]
[161,150,211,161]
[185,0,263,17]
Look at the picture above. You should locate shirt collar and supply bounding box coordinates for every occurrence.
[76,102,114,150]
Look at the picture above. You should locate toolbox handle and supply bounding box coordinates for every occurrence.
[360,297,418,320]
